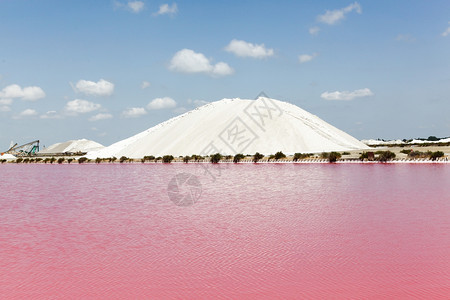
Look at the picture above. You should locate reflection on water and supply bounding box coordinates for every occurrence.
[0,164,449,299]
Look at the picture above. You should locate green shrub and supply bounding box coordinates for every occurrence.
[210,153,222,164]
[253,152,264,163]
[67,158,73,164]
[183,156,191,163]
[430,151,444,161]
[143,155,155,162]
[359,152,369,160]
[274,151,286,160]
[190,155,204,162]
[233,153,245,163]
[119,156,129,163]
[78,157,89,164]
[408,151,423,158]
[328,152,341,163]
[321,152,329,159]
[15,158,23,163]
[57,158,65,164]
[162,155,174,163]
[49,157,56,164]
[377,151,396,162]
[35,158,42,163]
[95,157,102,164]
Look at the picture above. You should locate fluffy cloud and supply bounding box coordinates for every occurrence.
[65,99,101,114]
[169,49,234,77]
[122,107,147,118]
[128,1,144,13]
[114,1,144,13]
[309,26,320,36]
[147,97,177,109]
[442,22,450,37]
[154,3,177,16]
[298,53,318,63]
[317,2,361,25]
[321,88,373,101]
[18,109,38,117]
[224,39,274,59]
[74,79,114,96]
[211,62,234,76]
[0,105,11,112]
[0,99,12,105]
[141,81,151,89]
[0,84,46,101]
[40,111,62,119]
[89,113,113,121]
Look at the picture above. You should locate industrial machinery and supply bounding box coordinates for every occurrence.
[5,140,40,156]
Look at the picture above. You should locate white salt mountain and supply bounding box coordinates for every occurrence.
[87,97,368,159]
[39,139,104,154]
[0,153,16,160]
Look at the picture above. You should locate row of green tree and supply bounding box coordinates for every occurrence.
[400,149,445,161]
[3,150,446,165]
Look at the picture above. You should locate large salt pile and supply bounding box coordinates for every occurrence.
[0,153,16,161]
[87,97,368,159]
[39,139,104,154]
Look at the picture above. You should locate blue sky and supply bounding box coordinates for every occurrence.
[0,0,449,148]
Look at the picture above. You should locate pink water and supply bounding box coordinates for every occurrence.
[0,163,449,299]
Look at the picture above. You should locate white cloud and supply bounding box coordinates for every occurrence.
[89,113,113,121]
[65,99,101,114]
[309,26,320,35]
[317,2,361,25]
[0,84,45,101]
[298,53,318,63]
[40,111,62,119]
[114,1,145,13]
[169,49,234,77]
[442,22,450,37]
[128,1,144,13]
[122,107,147,118]
[321,88,373,101]
[0,105,11,112]
[211,62,234,76]
[141,81,151,89]
[21,87,46,101]
[74,79,114,96]
[0,99,12,105]
[147,97,177,110]
[224,39,274,59]
[18,109,38,117]
[154,3,177,16]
